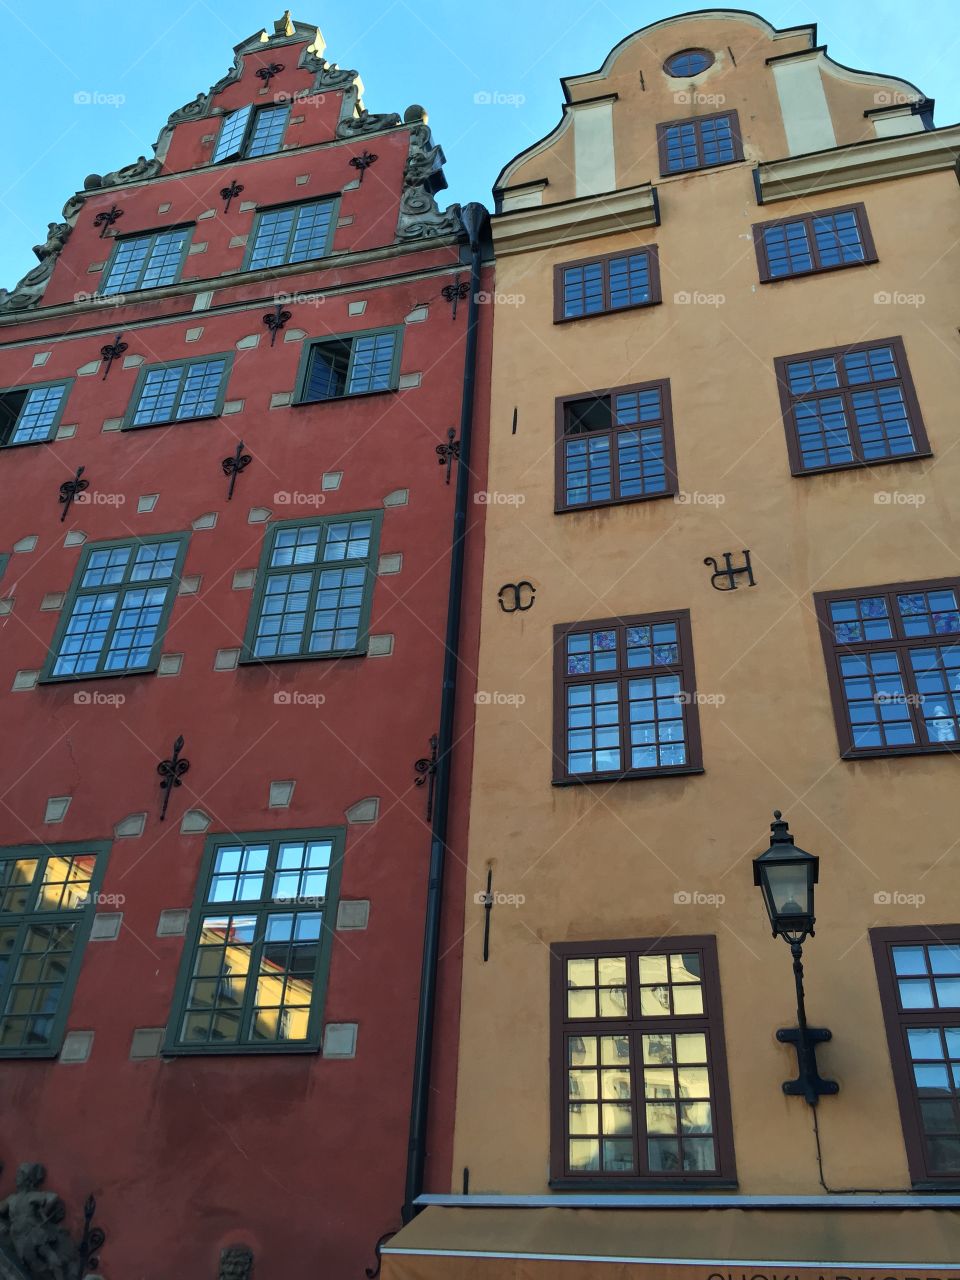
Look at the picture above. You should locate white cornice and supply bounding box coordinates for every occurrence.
[491,183,659,257]
[757,123,960,202]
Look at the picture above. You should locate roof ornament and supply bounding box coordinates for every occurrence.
[274,10,295,37]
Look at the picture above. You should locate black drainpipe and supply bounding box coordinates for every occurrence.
[402,200,489,1224]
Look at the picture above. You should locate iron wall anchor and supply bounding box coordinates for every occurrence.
[99,333,128,379]
[414,734,439,821]
[705,550,756,591]
[263,302,292,346]
[58,466,89,522]
[498,581,536,613]
[222,441,252,500]
[435,429,460,484]
[157,735,190,821]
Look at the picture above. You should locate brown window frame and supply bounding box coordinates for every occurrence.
[553,247,662,324]
[550,935,737,1188]
[656,110,743,176]
[553,610,703,785]
[871,925,960,1186]
[813,576,960,760]
[753,202,878,283]
[554,379,678,514]
[774,336,930,477]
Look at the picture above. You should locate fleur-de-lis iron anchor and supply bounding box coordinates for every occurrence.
[222,440,253,501]
[157,735,190,822]
[441,275,470,320]
[435,429,460,485]
[59,466,89,522]
[99,333,128,380]
[349,150,378,184]
[256,62,285,85]
[497,581,536,613]
[220,179,244,214]
[80,1193,106,1273]
[414,734,439,821]
[705,550,757,592]
[263,302,292,347]
[93,205,123,238]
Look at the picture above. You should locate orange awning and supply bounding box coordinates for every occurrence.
[381,1206,960,1280]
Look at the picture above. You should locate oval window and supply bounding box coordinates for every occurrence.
[663,48,714,77]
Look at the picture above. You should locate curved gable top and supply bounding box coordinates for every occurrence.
[494,7,936,201]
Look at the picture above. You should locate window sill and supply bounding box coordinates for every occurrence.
[0,1047,61,1060]
[555,299,663,325]
[549,1177,738,1192]
[121,413,220,432]
[1,435,57,450]
[553,766,704,787]
[658,156,746,179]
[759,254,878,284]
[162,1041,321,1057]
[292,387,398,407]
[790,450,933,478]
[237,646,368,667]
[38,665,158,686]
[841,743,960,761]
[556,490,678,515]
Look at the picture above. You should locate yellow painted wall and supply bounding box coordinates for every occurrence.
[452,11,960,1198]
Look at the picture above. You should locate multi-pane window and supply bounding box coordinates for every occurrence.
[754,204,876,282]
[0,843,107,1058]
[554,612,702,783]
[555,248,661,321]
[872,927,960,1183]
[43,536,188,680]
[126,356,231,428]
[657,111,742,175]
[212,104,290,163]
[0,382,71,446]
[814,578,960,758]
[245,513,381,661]
[246,200,336,271]
[663,48,714,77]
[100,228,192,296]
[167,828,344,1054]
[556,380,677,511]
[551,937,734,1183]
[296,330,401,402]
[775,338,929,475]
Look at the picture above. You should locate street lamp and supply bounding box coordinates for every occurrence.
[753,811,839,1107]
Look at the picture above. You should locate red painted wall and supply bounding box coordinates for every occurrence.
[0,27,488,1279]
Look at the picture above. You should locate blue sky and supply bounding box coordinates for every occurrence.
[0,1,956,288]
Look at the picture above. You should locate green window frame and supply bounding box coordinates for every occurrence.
[99,226,193,296]
[0,379,73,447]
[244,198,339,271]
[212,104,290,163]
[0,553,8,584]
[123,353,233,429]
[40,533,190,682]
[0,841,109,1059]
[242,511,382,663]
[165,827,346,1055]
[294,328,403,403]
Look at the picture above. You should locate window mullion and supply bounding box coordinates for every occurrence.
[841,389,865,463]
[98,580,133,675]
[806,216,822,271]
[608,424,622,501]
[602,261,612,312]
[0,916,27,1015]
[285,208,301,263]
[169,366,189,420]
[895,639,927,745]
[137,234,158,290]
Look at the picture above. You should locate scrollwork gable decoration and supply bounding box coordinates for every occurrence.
[218,1244,253,1280]
[396,106,463,241]
[0,215,75,314]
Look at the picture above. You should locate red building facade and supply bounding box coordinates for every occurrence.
[0,14,489,1278]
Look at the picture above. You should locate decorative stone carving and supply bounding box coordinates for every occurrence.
[32,224,70,262]
[336,108,401,140]
[84,155,161,191]
[397,122,462,241]
[0,252,60,314]
[210,53,244,97]
[219,1244,253,1280]
[168,91,212,125]
[0,1163,104,1280]
[61,195,85,223]
[299,48,359,90]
